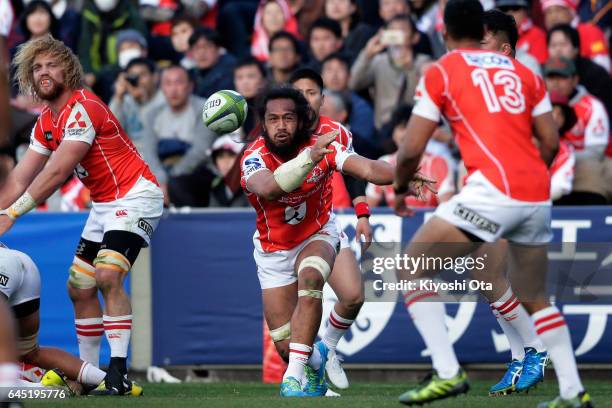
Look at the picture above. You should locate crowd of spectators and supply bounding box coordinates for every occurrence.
[0,0,610,210]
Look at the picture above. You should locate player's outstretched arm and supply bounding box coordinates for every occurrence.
[341,154,394,185]
[533,111,559,167]
[0,149,48,209]
[246,132,337,201]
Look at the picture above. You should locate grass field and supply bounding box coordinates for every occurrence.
[26,380,612,408]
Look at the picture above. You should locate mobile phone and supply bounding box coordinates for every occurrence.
[381,30,405,46]
[126,73,140,87]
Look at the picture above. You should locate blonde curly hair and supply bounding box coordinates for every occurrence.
[12,34,83,97]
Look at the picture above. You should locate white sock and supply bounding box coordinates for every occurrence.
[75,317,103,366]
[77,361,106,386]
[491,304,525,360]
[283,343,311,382]
[322,308,353,351]
[491,288,545,354]
[103,314,132,358]
[532,306,583,399]
[308,345,322,370]
[404,288,460,379]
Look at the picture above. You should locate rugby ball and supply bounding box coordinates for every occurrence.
[202,90,248,134]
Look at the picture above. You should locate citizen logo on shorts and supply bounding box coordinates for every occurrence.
[453,204,500,234]
[137,218,153,238]
[0,274,9,287]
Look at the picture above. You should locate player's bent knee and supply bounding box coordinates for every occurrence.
[339,292,364,311]
[94,249,131,274]
[298,255,331,283]
[67,257,97,290]
[270,322,291,343]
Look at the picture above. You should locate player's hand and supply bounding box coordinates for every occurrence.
[113,73,128,101]
[0,212,15,236]
[355,216,372,251]
[310,130,338,163]
[393,194,415,217]
[408,171,437,200]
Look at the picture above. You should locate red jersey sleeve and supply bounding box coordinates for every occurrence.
[28,117,52,156]
[327,141,356,172]
[531,74,552,117]
[240,147,269,191]
[412,63,446,122]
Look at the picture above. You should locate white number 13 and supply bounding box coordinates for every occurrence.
[471,68,525,114]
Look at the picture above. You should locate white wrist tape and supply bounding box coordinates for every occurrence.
[7,192,36,220]
[273,148,315,193]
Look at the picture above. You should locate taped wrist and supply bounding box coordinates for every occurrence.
[273,148,315,193]
[7,192,36,220]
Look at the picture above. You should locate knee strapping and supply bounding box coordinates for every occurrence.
[93,249,131,274]
[68,256,97,289]
[269,322,291,342]
[297,256,331,281]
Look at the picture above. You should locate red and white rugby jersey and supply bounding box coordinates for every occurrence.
[517,19,548,65]
[577,23,610,72]
[413,49,552,202]
[366,151,454,208]
[29,89,158,203]
[313,115,353,150]
[240,136,355,252]
[549,140,575,200]
[564,86,609,155]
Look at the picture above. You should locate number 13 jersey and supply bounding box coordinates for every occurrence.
[413,49,552,202]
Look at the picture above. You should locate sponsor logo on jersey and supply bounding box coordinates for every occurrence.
[0,273,9,287]
[453,204,500,234]
[243,157,263,177]
[116,209,128,218]
[284,203,307,225]
[137,218,154,238]
[306,166,325,183]
[44,131,53,141]
[462,52,514,70]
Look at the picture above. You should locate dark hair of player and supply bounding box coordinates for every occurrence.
[257,86,317,157]
[547,24,580,51]
[483,9,518,50]
[444,0,485,42]
[288,68,324,94]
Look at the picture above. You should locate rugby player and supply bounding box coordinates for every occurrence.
[289,68,371,390]
[241,86,428,397]
[0,35,163,396]
[393,1,590,407]
[0,245,106,392]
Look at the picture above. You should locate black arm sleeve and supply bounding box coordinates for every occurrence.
[343,173,367,203]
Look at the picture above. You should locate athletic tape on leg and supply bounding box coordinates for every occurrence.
[298,289,323,298]
[269,322,291,342]
[93,249,131,273]
[297,256,331,281]
[68,257,97,289]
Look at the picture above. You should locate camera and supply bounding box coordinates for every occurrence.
[126,73,140,87]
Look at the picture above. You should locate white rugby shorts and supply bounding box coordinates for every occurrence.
[434,171,552,244]
[81,177,164,246]
[254,213,341,289]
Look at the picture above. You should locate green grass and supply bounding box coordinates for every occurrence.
[26,380,612,408]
